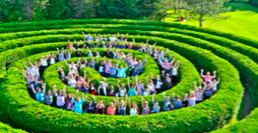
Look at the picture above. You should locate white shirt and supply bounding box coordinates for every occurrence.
[41,59,48,66]
[172,66,179,76]
[49,58,56,65]
[188,97,196,106]
[69,64,77,69]
[68,79,76,88]
[143,91,149,96]
[211,81,220,92]
[130,108,138,116]
[109,37,117,42]
[119,89,127,97]
[80,63,86,69]
[98,66,105,72]
[155,81,163,89]
[147,84,155,93]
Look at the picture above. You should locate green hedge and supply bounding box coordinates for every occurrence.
[3,19,258,132]
[212,107,258,133]
[19,47,198,103]
[0,123,27,133]
[2,24,258,66]
[0,19,257,49]
[1,30,256,112]
[0,31,243,133]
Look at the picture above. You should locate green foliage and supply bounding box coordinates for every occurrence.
[184,0,230,27]
[4,19,258,132]
[250,0,258,6]
[0,20,244,132]
[0,122,27,133]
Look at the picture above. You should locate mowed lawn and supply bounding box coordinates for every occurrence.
[165,2,258,40]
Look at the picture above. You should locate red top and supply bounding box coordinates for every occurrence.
[67,42,73,49]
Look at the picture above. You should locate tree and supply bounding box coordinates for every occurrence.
[0,0,24,22]
[21,0,37,21]
[44,0,72,20]
[184,0,230,27]
[151,0,185,21]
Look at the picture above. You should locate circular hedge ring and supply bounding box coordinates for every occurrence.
[3,19,257,133]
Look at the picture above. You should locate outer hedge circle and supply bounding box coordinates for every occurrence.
[0,19,251,133]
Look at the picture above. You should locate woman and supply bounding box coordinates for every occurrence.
[172,61,180,84]
[67,40,74,50]
[194,82,206,104]
[65,51,72,60]
[97,78,108,96]
[141,98,150,115]
[182,93,189,107]
[116,94,127,116]
[57,47,65,61]
[67,74,76,89]
[107,99,117,115]
[200,69,216,84]
[54,85,66,109]
[79,58,87,69]
[108,86,116,96]
[95,100,105,114]
[89,82,97,95]
[127,77,137,97]
[188,91,196,106]
[116,64,128,78]
[146,76,156,95]
[163,92,174,111]
[135,76,144,95]
[172,93,182,109]
[104,60,112,77]
[40,55,49,74]
[45,89,54,106]
[151,94,161,113]
[49,53,57,65]
[211,78,220,93]
[203,82,213,100]
[85,96,95,113]
[58,66,66,83]
[117,80,127,97]
[66,93,74,111]
[143,87,149,96]
[76,71,86,88]
[98,61,105,76]
[128,98,139,116]
[26,59,41,79]
[110,64,117,78]
[72,93,84,114]
[31,83,46,103]
[81,82,89,93]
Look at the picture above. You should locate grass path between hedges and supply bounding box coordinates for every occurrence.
[165,2,258,41]
[165,1,258,123]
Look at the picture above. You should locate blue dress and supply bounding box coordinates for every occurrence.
[72,98,84,113]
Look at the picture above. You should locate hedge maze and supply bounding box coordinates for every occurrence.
[0,19,257,133]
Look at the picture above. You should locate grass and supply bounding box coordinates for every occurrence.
[165,2,258,41]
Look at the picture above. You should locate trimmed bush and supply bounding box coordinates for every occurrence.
[0,123,27,133]
[0,33,242,133]
[4,19,258,132]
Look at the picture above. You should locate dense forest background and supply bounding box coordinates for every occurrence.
[0,0,257,23]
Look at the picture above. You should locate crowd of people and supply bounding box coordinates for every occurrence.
[23,33,220,115]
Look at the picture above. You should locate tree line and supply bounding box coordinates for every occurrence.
[0,0,232,27]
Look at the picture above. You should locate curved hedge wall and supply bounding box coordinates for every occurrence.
[1,19,258,133]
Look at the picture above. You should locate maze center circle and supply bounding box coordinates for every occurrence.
[0,19,251,133]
